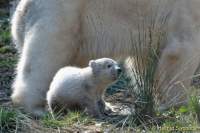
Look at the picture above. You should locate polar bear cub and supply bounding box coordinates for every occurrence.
[47,58,121,117]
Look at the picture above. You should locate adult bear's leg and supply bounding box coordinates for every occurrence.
[11,19,79,117]
[156,39,200,111]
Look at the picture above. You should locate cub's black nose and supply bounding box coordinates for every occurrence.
[117,68,122,75]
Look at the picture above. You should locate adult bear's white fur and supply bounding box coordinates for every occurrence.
[47,58,121,117]
[12,0,200,116]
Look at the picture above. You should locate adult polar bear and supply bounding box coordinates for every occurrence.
[11,0,200,116]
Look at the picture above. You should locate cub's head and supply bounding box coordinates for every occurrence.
[89,58,122,83]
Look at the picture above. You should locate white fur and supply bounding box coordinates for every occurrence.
[47,58,120,117]
[11,0,200,116]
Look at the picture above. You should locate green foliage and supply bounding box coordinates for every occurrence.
[158,107,199,132]
[126,25,165,126]
[0,107,18,133]
[0,56,17,68]
[42,111,94,128]
[0,46,14,54]
[0,5,16,95]
[0,19,11,46]
[189,94,200,121]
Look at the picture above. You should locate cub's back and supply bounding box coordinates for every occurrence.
[50,67,83,91]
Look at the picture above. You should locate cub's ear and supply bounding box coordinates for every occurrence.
[89,60,96,68]
[89,60,99,75]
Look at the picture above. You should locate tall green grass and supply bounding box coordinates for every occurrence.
[125,14,168,126]
[42,111,94,128]
[0,107,17,132]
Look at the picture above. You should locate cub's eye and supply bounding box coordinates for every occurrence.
[107,64,112,68]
